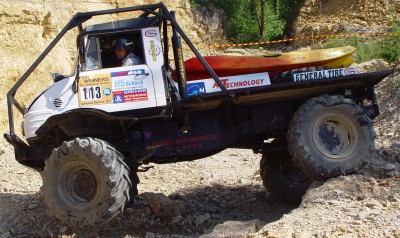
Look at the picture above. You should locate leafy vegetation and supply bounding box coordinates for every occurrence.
[191,0,297,43]
[323,37,383,63]
[323,35,400,64]
[323,17,400,64]
[379,20,400,63]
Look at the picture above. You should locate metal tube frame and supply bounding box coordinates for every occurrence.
[4,3,226,141]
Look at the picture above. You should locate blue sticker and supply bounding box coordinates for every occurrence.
[103,88,112,96]
[188,82,206,96]
[113,94,124,103]
[111,69,145,77]
[148,46,161,56]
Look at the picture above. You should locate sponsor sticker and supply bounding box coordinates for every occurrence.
[212,78,266,89]
[113,79,144,90]
[103,88,112,96]
[113,89,148,103]
[111,69,147,92]
[150,40,157,61]
[78,73,113,106]
[183,72,271,97]
[150,133,218,152]
[188,82,206,96]
[145,29,158,37]
[148,44,161,59]
[111,69,146,77]
[113,92,124,103]
[344,67,357,75]
[292,67,358,82]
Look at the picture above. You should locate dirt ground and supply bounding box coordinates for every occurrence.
[0,140,293,237]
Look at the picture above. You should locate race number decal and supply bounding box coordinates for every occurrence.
[81,86,102,101]
[79,73,113,106]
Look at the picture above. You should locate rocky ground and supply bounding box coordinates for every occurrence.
[0,140,292,238]
[0,63,399,238]
[293,0,399,37]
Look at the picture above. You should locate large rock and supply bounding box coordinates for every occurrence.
[200,219,260,238]
[292,0,398,45]
[352,59,391,73]
[140,192,186,221]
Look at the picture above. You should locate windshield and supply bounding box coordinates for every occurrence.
[83,37,101,70]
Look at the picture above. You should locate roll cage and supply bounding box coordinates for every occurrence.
[4,2,226,150]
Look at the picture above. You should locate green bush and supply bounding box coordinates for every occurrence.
[323,35,400,64]
[323,36,384,63]
[379,20,400,63]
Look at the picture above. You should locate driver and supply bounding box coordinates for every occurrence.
[113,38,142,66]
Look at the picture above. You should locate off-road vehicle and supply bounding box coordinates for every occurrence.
[4,3,392,227]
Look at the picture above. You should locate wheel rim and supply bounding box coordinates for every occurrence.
[59,162,99,209]
[281,159,309,183]
[312,112,358,160]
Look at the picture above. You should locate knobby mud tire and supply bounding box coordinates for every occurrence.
[288,95,375,180]
[260,148,312,204]
[41,137,132,228]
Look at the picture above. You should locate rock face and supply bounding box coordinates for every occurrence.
[291,0,399,43]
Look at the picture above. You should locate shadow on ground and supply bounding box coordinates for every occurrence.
[0,183,296,237]
[99,183,297,238]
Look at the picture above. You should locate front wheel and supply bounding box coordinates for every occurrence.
[260,148,312,204]
[41,137,132,228]
[288,95,375,180]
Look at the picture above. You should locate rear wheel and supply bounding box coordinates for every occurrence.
[288,95,375,180]
[260,148,312,204]
[41,137,132,228]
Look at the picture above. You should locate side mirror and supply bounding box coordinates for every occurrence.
[52,73,65,82]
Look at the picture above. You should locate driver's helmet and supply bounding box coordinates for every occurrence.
[113,38,133,50]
